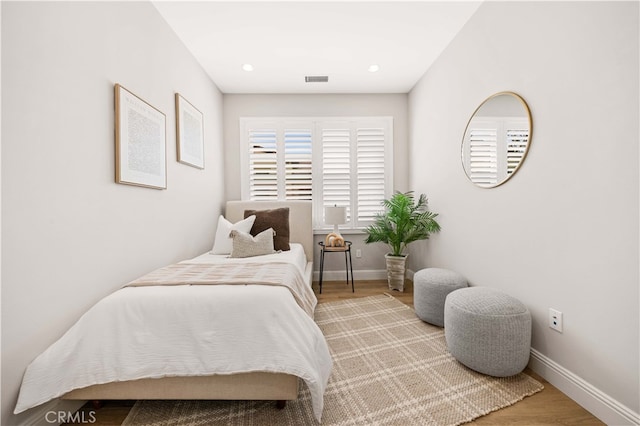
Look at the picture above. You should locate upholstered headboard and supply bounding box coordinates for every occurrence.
[225,200,313,262]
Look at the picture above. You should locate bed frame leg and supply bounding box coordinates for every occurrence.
[91,400,103,410]
[276,400,286,409]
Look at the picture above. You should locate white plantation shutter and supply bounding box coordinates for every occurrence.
[321,127,352,222]
[506,128,529,175]
[284,129,313,200]
[241,117,392,230]
[248,128,278,200]
[468,127,498,186]
[356,127,387,224]
[317,119,392,229]
[241,120,313,201]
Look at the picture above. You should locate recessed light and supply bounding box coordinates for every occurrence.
[368,64,380,73]
[242,64,254,72]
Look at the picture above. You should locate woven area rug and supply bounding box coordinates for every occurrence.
[122,294,543,425]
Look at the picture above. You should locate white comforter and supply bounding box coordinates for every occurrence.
[14,246,332,421]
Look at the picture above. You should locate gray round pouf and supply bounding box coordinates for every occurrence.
[413,268,468,327]
[444,287,531,377]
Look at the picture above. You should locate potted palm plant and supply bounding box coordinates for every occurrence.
[364,191,441,291]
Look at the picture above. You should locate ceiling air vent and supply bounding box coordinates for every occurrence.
[305,76,329,83]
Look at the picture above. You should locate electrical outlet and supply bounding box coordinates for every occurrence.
[548,308,563,333]
[355,249,362,258]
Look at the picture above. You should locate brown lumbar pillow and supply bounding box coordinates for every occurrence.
[244,207,290,251]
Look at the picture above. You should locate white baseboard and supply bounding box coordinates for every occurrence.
[529,348,640,425]
[19,399,86,426]
[407,269,416,281]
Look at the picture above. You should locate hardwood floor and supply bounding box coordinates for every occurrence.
[66,279,604,425]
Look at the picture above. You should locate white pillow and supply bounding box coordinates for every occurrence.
[211,214,256,255]
[229,228,275,258]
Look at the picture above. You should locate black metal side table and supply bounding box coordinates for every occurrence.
[318,240,354,294]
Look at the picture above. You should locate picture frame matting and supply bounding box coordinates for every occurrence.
[115,83,167,189]
[175,93,205,169]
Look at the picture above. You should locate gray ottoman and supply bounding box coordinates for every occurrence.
[414,268,468,327]
[444,287,531,377]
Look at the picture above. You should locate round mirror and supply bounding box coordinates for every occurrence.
[461,92,532,188]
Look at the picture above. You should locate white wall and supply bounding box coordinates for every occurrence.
[408,1,639,422]
[223,94,408,274]
[1,2,224,424]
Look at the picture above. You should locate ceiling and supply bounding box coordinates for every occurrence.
[152,1,482,94]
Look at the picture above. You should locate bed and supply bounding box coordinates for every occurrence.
[14,201,331,421]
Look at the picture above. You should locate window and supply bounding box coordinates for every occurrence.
[243,120,313,201]
[318,120,390,227]
[240,117,393,230]
[463,118,529,186]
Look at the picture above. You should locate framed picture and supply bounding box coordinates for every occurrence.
[115,84,167,189]
[175,93,204,169]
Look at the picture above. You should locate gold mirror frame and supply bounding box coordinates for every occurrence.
[461,92,532,188]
